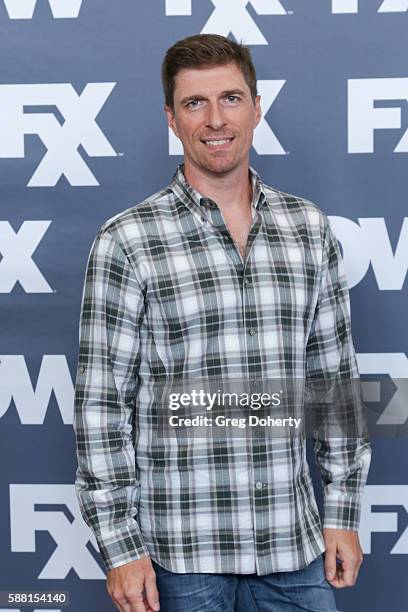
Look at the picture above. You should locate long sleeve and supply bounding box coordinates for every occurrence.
[306,214,372,531]
[73,228,150,571]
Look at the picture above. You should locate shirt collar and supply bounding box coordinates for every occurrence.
[170,163,267,213]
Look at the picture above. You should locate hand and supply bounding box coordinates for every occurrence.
[106,556,160,611]
[323,528,364,588]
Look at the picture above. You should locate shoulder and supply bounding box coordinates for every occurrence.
[261,181,332,241]
[99,185,174,234]
[90,184,176,255]
[263,182,327,222]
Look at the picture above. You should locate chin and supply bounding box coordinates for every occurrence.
[203,158,238,175]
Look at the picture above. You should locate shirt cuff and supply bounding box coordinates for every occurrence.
[322,489,362,531]
[95,520,151,572]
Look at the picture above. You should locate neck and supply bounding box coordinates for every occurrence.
[183,160,252,212]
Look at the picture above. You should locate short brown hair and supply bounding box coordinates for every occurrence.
[162,34,258,109]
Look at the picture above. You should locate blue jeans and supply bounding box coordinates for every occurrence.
[151,554,337,612]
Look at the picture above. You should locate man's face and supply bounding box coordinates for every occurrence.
[165,62,261,177]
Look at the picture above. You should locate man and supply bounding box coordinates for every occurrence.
[73,34,371,612]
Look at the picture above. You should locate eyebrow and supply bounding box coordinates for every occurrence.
[179,89,247,105]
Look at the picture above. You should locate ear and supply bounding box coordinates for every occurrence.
[253,95,262,128]
[164,104,180,139]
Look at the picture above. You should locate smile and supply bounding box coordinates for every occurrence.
[201,137,234,148]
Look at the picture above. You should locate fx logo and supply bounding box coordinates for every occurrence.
[169,80,286,155]
[332,0,408,13]
[348,78,408,153]
[9,484,105,578]
[165,0,288,45]
[2,0,83,18]
[0,221,52,293]
[0,83,116,186]
[357,353,408,426]
[328,216,408,290]
[359,485,408,554]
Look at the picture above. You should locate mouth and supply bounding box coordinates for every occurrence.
[200,136,235,149]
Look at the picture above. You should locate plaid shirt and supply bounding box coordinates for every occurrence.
[73,164,371,575]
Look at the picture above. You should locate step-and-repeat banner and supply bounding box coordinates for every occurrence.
[1,2,407,611]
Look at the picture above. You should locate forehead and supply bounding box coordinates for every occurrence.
[173,62,249,101]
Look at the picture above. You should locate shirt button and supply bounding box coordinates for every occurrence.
[79,366,86,374]
[200,216,206,222]
[255,481,263,490]
[244,278,251,286]
[248,328,256,336]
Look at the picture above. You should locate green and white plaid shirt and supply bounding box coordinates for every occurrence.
[73,164,371,575]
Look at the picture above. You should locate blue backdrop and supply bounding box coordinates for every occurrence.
[1,2,407,611]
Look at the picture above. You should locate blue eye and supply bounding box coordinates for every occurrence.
[186,99,201,108]
[226,95,239,103]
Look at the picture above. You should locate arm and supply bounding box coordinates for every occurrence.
[73,228,150,571]
[305,214,371,587]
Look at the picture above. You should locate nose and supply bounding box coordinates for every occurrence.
[205,102,227,131]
